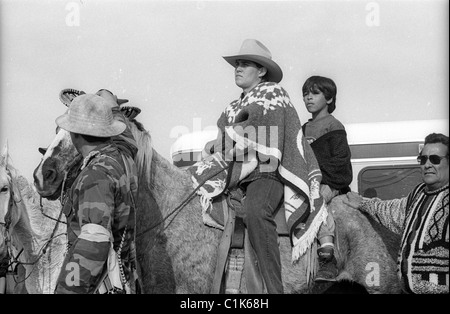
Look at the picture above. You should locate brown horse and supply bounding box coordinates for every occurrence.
[0,144,67,294]
[33,117,401,293]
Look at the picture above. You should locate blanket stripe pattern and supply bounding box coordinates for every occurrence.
[189,82,328,263]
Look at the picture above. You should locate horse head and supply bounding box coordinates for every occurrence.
[0,144,23,258]
[0,153,10,259]
[33,128,82,200]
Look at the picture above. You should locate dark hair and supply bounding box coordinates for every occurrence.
[236,59,268,82]
[424,133,449,157]
[302,76,337,113]
[79,133,110,143]
[254,62,268,82]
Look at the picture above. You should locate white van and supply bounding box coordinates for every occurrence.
[346,119,448,199]
[170,119,449,200]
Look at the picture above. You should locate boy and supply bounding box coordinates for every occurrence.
[301,76,352,282]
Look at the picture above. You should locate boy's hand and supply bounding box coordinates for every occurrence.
[320,184,338,204]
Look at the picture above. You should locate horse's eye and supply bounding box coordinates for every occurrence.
[0,186,8,193]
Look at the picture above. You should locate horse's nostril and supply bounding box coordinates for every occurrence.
[43,169,56,181]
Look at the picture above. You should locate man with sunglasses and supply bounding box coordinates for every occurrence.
[345,133,448,294]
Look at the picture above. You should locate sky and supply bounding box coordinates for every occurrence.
[0,0,449,183]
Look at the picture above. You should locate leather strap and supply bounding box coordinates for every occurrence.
[211,204,235,294]
[231,216,245,248]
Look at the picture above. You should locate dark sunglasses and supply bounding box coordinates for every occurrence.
[417,155,448,165]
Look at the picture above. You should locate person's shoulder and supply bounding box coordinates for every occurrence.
[75,165,111,191]
[269,81,289,93]
[256,82,292,100]
[327,115,346,131]
[86,151,123,178]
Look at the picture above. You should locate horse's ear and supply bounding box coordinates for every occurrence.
[1,140,10,164]
[0,142,6,167]
[2,140,8,157]
[2,141,18,185]
[2,141,15,169]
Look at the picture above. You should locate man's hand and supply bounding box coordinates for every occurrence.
[344,191,364,210]
[225,141,248,160]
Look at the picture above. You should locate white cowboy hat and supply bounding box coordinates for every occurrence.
[223,39,283,83]
[56,94,126,137]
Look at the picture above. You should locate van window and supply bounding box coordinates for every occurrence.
[358,165,422,200]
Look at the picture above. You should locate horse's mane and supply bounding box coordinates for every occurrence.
[127,118,153,183]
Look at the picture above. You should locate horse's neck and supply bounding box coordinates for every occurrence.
[12,176,66,294]
[9,196,47,293]
[11,199,38,260]
[149,150,193,214]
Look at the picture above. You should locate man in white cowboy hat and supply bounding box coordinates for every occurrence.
[208,39,291,294]
[54,94,139,294]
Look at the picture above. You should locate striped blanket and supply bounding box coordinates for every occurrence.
[189,82,328,262]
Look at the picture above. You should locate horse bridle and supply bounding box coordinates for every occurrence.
[0,158,81,285]
[39,153,83,221]
[1,169,24,279]
[41,153,83,203]
[1,168,22,230]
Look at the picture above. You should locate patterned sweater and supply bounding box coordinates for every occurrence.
[360,183,449,294]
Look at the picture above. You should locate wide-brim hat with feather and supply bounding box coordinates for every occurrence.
[59,88,129,106]
[56,94,126,137]
[223,39,283,83]
[59,88,141,120]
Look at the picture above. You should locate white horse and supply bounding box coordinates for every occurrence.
[0,143,67,294]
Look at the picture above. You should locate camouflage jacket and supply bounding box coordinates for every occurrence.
[55,142,138,294]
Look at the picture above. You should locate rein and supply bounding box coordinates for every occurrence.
[3,162,77,286]
[135,163,230,240]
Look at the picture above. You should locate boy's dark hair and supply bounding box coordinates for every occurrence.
[302,76,337,113]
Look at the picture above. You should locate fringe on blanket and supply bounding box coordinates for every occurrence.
[304,241,318,287]
[192,176,225,230]
[199,193,224,230]
[291,204,328,263]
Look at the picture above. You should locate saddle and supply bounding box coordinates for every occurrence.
[211,188,288,294]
